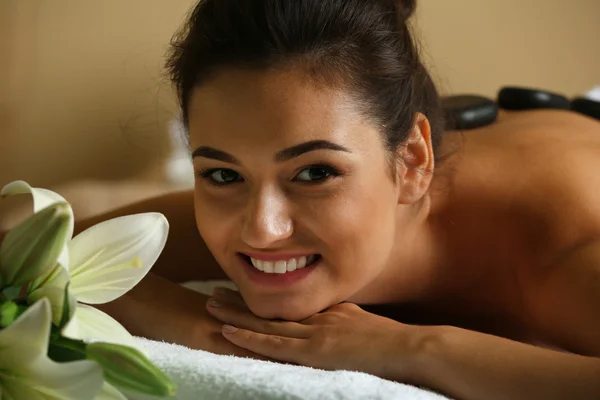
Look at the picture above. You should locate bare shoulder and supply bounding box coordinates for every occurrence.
[449,110,600,252]
[442,111,600,354]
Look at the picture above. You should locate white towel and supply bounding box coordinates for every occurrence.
[586,85,600,102]
[129,281,451,400]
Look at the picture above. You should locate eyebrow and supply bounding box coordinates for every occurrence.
[192,140,351,165]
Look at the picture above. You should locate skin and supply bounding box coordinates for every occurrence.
[188,67,433,322]
[69,67,600,399]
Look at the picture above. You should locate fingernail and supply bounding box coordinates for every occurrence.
[212,287,227,296]
[222,325,238,334]
[208,298,222,308]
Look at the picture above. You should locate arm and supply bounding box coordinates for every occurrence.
[406,325,600,400]
[402,240,600,400]
[205,287,600,400]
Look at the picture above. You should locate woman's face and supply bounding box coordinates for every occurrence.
[188,68,402,320]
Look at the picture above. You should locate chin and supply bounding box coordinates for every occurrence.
[247,298,323,321]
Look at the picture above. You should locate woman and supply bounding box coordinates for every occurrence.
[83,0,600,398]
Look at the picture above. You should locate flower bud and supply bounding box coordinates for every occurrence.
[0,203,71,286]
[86,342,176,397]
[0,301,18,328]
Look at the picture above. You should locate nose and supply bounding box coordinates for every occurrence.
[240,186,293,249]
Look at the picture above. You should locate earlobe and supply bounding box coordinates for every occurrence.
[395,113,435,204]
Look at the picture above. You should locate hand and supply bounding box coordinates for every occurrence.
[206,287,414,380]
[98,274,272,361]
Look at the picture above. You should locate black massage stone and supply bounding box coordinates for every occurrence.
[442,95,499,130]
[570,97,600,121]
[497,86,571,111]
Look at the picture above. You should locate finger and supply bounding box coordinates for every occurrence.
[221,325,305,365]
[206,299,310,338]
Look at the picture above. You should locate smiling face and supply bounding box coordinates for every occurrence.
[188,67,409,320]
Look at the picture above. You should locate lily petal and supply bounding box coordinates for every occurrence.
[1,181,68,213]
[1,180,73,268]
[62,303,143,352]
[0,298,52,369]
[95,382,128,400]
[1,380,47,400]
[28,272,77,327]
[1,364,111,400]
[30,262,70,294]
[26,358,103,400]
[0,299,103,400]
[68,213,169,304]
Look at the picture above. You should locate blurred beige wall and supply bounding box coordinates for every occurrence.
[0,0,197,188]
[415,0,600,97]
[1,0,599,188]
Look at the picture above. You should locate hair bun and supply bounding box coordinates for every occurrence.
[396,0,416,23]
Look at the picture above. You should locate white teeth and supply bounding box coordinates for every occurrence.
[248,255,318,274]
[287,258,297,272]
[297,256,307,269]
[250,258,263,271]
[255,260,264,271]
[262,261,274,273]
[274,260,287,274]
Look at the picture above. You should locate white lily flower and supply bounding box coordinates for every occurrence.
[1,181,169,348]
[97,382,128,400]
[67,212,169,305]
[62,303,142,350]
[0,298,104,400]
[1,180,73,269]
[62,212,169,347]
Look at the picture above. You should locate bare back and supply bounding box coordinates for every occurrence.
[411,110,600,350]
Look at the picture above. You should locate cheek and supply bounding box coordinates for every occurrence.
[193,189,240,261]
[314,177,397,274]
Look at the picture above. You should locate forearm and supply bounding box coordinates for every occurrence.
[405,326,600,400]
[96,272,210,342]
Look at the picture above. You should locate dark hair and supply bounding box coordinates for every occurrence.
[166,0,444,161]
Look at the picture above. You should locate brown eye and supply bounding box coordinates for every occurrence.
[198,169,243,186]
[294,165,340,183]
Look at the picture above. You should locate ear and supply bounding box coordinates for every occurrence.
[395,113,435,204]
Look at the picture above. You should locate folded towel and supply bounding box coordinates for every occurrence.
[130,281,451,400]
